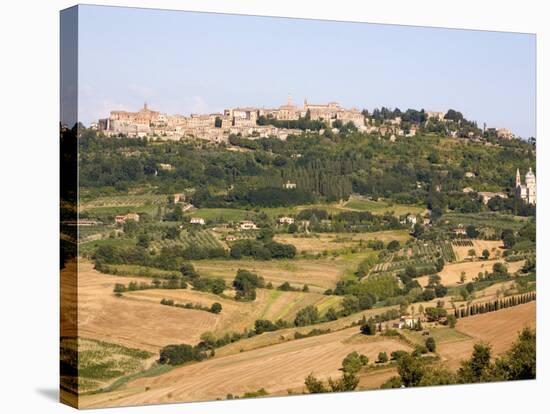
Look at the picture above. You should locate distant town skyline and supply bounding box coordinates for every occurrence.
[77,5,536,138]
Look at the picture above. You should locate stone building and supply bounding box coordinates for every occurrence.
[303,99,342,121]
[335,108,365,129]
[108,103,160,136]
[425,111,445,121]
[515,168,536,205]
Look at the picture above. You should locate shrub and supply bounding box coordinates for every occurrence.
[425,337,436,352]
[342,351,367,374]
[377,352,389,363]
[210,302,222,314]
[294,306,320,327]
[360,317,377,335]
[233,269,264,301]
[447,314,457,328]
[391,350,408,361]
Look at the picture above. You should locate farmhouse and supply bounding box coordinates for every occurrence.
[239,220,258,230]
[225,235,237,242]
[278,216,295,225]
[452,225,467,236]
[283,181,297,189]
[114,213,140,224]
[393,316,418,329]
[190,217,205,225]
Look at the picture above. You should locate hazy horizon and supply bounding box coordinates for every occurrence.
[76,5,536,138]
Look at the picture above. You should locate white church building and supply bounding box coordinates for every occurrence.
[515,168,536,205]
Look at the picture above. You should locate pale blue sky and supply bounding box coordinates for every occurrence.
[77,5,536,138]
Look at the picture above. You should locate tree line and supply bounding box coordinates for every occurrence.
[454,292,536,319]
[160,298,222,314]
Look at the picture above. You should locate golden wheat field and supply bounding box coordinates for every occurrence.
[79,328,412,408]
[274,230,410,254]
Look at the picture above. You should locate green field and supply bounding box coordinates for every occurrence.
[344,197,425,216]
[185,208,256,222]
[79,238,137,255]
[186,199,424,223]
[80,194,168,209]
[399,327,472,346]
[81,204,160,217]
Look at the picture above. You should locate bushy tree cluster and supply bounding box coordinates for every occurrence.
[233,269,265,301]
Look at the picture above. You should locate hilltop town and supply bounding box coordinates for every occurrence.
[92,97,518,143]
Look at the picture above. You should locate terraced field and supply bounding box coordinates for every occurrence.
[150,229,224,251]
[80,194,168,210]
[371,240,455,276]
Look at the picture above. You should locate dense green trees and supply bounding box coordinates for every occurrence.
[294,305,320,326]
[425,306,447,322]
[158,344,208,365]
[342,351,369,374]
[233,269,264,301]
[95,244,227,271]
[254,318,290,334]
[79,127,535,217]
[230,239,296,260]
[360,317,377,335]
[425,337,436,352]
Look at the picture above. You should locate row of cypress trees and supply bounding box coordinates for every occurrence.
[454,292,536,319]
